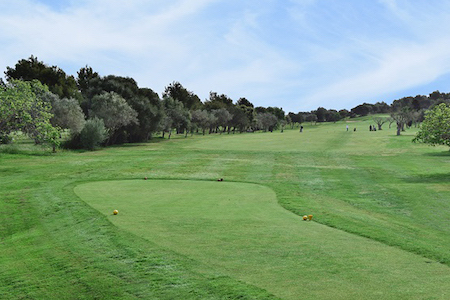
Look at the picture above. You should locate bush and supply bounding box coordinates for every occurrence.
[79,118,108,150]
[0,144,20,154]
[0,134,13,144]
[61,133,82,150]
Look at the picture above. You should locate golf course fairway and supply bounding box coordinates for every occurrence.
[75,179,450,299]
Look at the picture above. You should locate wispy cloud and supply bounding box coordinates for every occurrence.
[2,0,450,112]
[299,0,450,109]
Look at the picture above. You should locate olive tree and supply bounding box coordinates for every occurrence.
[161,96,191,138]
[212,108,232,133]
[191,109,212,135]
[51,97,86,134]
[255,112,278,132]
[391,109,412,136]
[90,92,138,144]
[373,117,387,130]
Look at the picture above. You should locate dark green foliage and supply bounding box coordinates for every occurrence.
[311,107,342,122]
[339,109,351,118]
[227,105,250,132]
[254,106,266,114]
[287,112,304,125]
[304,112,318,124]
[0,134,13,144]
[325,109,340,122]
[191,109,213,135]
[90,92,138,145]
[351,103,372,116]
[161,96,191,136]
[313,107,327,122]
[266,107,285,121]
[204,92,233,110]
[163,81,202,110]
[372,101,391,113]
[212,108,232,132]
[255,112,278,132]
[390,92,450,113]
[236,97,254,108]
[126,88,164,142]
[77,65,100,98]
[5,55,80,100]
[78,72,164,144]
[97,75,140,99]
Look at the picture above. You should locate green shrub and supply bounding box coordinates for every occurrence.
[79,117,107,150]
[0,134,13,144]
[0,143,19,154]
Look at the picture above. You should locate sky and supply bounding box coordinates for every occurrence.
[1,0,450,112]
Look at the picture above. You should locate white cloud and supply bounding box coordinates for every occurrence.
[2,0,450,112]
[303,37,450,110]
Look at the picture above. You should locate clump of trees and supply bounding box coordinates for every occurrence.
[3,55,450,151]
[1,56,287,150]
[5,55,80,100]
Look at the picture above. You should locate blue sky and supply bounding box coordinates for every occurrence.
[2,0,450,112]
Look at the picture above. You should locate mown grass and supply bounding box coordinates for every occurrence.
[1,117,450,299]
[76,179,450,299]
[0,141,276,299]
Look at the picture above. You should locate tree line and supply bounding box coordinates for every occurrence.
[2,55,450,150]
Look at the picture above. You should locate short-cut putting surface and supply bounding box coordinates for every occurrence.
[75,179,450,300]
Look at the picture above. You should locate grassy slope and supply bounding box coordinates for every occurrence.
[187,121,450,264]
[1,117,450,299]
[0,146,276,299]
[76,180,450,300]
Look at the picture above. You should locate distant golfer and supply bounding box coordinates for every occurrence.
[346,125,349,131]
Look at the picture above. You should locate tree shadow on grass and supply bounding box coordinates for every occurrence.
[404,173,450,183]
[0,144,55,156]
[109,138,167,148]
[422,150,450,157]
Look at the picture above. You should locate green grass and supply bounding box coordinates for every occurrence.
[1,118,450,299]
[76,179,450,299]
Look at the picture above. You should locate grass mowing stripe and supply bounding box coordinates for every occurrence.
[0,151,277,299]
[185,125,450,266]
[76,179,450,300]
[3,117,450,299]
